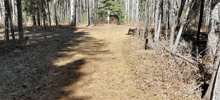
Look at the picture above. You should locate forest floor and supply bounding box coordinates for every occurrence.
[0,23,193,100]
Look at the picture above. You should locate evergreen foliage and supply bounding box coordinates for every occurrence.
[22,0,47,20]
[97,0,125,24]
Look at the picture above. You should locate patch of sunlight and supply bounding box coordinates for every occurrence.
[46,35,53,38]
[53,53,84,67]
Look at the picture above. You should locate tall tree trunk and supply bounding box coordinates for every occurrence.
[37,9,41,26]
[11,0,15,24]
[128,0,129,23]
[32,15,36,26]
[132,0,135,22]
[54,0,58,25]
[136,0,139,37]
[71,0,76,26]
[172,0,192,53]
[87,0,90,26]
[17,0,23,40]
[160,0,164,23]
[47,0,51,26]
[74,0,77,25]
[177,0,186,26]
[8,11,15,40]
[203,2,220,99]
[5,0,15,40]
[154,0,160,41]
[41,2,46,27]
[79,0,82,22]
[143,0,148,40]
[4,0,9,42]
[196,0,205,42]
[135,0,138,23]
[125,0,127,23]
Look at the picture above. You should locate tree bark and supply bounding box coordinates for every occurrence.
[128,0,129,23]
[4,0,9,42]
[196,0,205,42]
[54,0,58,25]
[203,2,220,99]
[172,0,192,53]
[47,0,51,26]
[136,0,139,37]
[177,0,186,26]
[17,0,23,40]
[142,0,148,40]
[154,0,160,41]
[32,15,36,26]
[87,0,90,26]
[5,0,15,40]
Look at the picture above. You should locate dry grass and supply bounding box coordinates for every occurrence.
[123,35,203,99]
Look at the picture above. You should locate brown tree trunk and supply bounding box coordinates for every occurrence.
[196,0,205,42]
[5,0,15,40]
[47,0,51,26]
[32,15,36,26]
[4,0,9,42]
[37,10,41,26]
[17,0,23,40]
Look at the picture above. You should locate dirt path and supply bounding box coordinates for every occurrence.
[0,24,154,100]
[56,24,147,99]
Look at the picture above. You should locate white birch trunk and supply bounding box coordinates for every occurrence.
[136,0,138,22]
[154,0,160,41]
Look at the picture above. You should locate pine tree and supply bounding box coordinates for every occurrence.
[97,0,125,24]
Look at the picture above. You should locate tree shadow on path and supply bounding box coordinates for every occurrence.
[0,25,110,100]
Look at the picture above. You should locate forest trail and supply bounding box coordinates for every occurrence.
[56,24,148,100]
[0,24,162,100]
